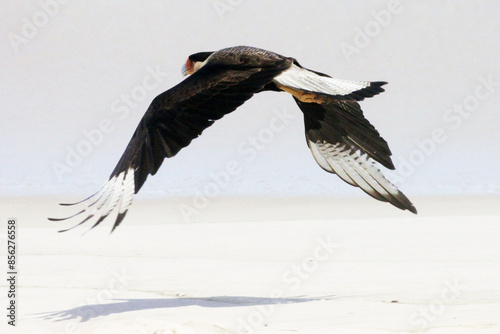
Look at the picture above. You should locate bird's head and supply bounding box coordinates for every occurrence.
[182,51,214,76]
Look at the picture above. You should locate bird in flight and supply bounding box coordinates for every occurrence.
[50,45,417,232]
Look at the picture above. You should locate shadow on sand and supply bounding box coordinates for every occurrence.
[41,295,333,322]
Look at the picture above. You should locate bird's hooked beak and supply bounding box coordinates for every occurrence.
[181,59,193,76]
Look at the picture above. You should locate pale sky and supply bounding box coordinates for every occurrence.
[1,0,499,198]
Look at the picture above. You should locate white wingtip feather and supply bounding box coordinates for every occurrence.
[308,140,414,211]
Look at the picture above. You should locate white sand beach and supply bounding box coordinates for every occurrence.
[1,195,499,333]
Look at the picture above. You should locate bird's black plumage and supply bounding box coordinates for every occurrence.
[50,45,416,232]
[113,54,292,194]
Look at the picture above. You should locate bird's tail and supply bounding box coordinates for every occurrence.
[273,63,387,101]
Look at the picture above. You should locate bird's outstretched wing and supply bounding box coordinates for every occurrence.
[274,62,416,213]
[50,56,292,232]
[295,96,417,214]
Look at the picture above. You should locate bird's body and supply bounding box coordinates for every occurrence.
[51,46,416,232]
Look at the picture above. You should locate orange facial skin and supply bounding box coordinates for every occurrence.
[181,59,194,76]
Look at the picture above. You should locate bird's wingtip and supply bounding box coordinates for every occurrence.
[408,205,418,215]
